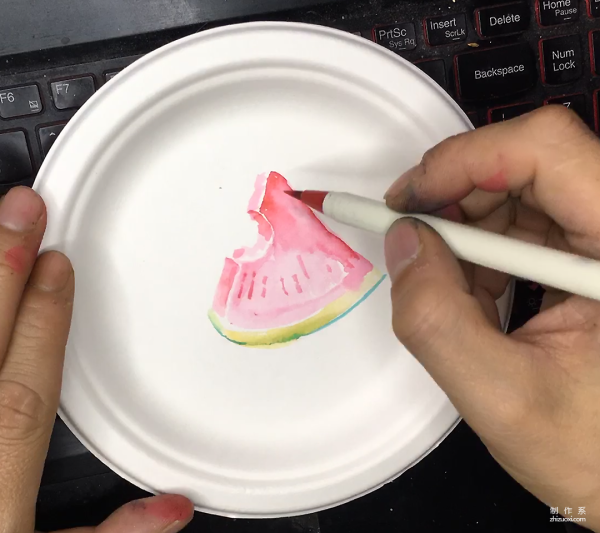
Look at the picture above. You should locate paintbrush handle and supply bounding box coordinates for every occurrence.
[323,192,600,301]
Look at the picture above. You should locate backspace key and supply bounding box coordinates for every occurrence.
[454,43,536,100]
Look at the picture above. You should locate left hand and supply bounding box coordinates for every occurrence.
[0,187,194,533]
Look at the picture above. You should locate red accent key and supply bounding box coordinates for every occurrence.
[539,35,582,85]
[488,102,535,123]
[454,43,536,100]
[475,3,530,38]
[424,13,467,46]
[536,0,580,26]
[545,94,587,123]
[588,0,600,17]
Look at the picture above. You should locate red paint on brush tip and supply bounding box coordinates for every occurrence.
[285,190,328,213]
[284,190,302,200]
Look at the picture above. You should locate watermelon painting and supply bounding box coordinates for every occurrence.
[208,171,385,347]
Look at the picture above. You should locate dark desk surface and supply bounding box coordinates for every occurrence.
[0,0,339,56]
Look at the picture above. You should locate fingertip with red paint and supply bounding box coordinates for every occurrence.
[142,494,195,524]
[99,494,195,533]
[129,494,195,533]
[478,170,508,193]
[4,246,29,274]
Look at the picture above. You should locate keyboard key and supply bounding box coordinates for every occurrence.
[454,43,536,100]
[467,112,481,128]
[488,103,535,123]
[372,23,417,52]
[0,131,33,184]
[0,85,42,119]
[591,31,600,75]
[38,124,66,159]
[415,59,447,89]
[589,0,600,17]
[50,77,96,110]
[475,2,530,38]
[537,0,579,25]
[540,35,582,85]
[545,94,587,122]
[424,13,467,46]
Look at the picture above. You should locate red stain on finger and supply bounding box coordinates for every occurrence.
[478,170,508,193]
[4,246,28,273]
[131,495,194,523]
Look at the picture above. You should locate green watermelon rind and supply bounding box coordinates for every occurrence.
[208,269,386,348]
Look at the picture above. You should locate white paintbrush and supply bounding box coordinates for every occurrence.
[286,189,600,301]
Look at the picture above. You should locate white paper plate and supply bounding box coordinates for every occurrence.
[35,22,511,518]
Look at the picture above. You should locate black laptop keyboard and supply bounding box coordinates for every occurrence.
[1,0,599,195]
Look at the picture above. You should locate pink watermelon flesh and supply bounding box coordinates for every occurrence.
[212,171,376,330]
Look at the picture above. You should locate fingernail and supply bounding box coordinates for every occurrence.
[384,164,421,200]
[29,252,73,292]
[0,187,44,232]
[385,219,421,280]
[161,521,188,533]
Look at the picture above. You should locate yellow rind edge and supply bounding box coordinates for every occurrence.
[208,268,385,348]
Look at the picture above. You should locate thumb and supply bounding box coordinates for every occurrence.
[87,495,193,533]
[385,218,527,419]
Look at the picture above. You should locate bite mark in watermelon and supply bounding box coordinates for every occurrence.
[208,171,385,347]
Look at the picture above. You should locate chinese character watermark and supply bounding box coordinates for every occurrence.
[549,506,586,524]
